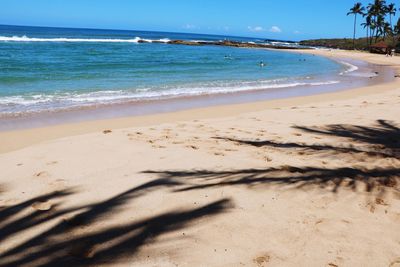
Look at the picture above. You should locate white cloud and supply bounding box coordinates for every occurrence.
[294,30,301,34]
[183,24,197,30]
[269,26,282,33]
[248,26,265,32]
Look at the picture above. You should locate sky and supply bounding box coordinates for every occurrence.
[0,0,395,41]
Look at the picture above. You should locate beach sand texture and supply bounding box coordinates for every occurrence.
[0,49,400,266]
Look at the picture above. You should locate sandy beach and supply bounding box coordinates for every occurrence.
[0,49,400,266]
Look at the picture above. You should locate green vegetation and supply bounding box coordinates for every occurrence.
[299,38,372,50]
[302,1,400,51]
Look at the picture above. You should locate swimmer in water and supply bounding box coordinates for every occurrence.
[259,61,266,67]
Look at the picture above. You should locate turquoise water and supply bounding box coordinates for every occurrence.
[0,25,345,115]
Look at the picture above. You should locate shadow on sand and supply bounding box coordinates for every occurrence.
[2,120,399,266]
[144,120,399,195]
[216,119,400,159]
[0,179,232,267]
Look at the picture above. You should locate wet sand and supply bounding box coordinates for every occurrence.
[0,49,399,266]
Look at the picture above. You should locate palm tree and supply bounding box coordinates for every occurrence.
[386,3,396,27]
[361,15,372,48]
[367,0,387,44]
[375,15,386,41]
[393,18,400,48]
[386,3,396,44]
[394,17,400,35]
[382,22,392,40]
[348,2,366,49]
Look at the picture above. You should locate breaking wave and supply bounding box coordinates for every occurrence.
[0,35,171,43]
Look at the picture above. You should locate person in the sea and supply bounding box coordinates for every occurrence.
[259,61,266,67]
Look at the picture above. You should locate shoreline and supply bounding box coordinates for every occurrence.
[0,49,400,153]
[0,49,399,153]
[0,50,370,129]
[0,56,392,130]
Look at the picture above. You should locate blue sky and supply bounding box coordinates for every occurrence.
[0,0,394,40]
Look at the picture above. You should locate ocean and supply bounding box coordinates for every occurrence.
[0,25,348,116]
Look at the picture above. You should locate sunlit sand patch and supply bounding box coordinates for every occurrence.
[31,201,52,211]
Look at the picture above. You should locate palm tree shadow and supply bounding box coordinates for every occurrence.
[294,119,400,158]
[0,179,232,267]
[144,120,399,195]
[144,166,398,194]
[216,120,400,159]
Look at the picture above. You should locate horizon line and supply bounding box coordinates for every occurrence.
[0,23,299,42]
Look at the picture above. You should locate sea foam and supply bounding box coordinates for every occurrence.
[339,61,359,75]
[0,80,340,115]
[0,35,171,43]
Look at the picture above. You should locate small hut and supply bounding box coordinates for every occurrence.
[370,41,390,54]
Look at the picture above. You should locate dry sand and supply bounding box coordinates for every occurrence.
[0,49,400,266]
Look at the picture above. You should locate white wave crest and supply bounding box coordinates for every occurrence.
[0,80,340,113]
[339,61,359,75]
[0,35,171,43]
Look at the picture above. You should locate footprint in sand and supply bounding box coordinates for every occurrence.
[35,171,49,177]
[127,132,144,139]
[152,145,166,149]
[103,130,112,134]
[49,179,67,189]
[254,255,270,267]
[264,156,273,162]
[172,141,184,145]
[375,198,388,206]
[187,145,199,150]
[389,258,400,267]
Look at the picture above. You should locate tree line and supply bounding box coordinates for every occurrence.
[348,0,398,49]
